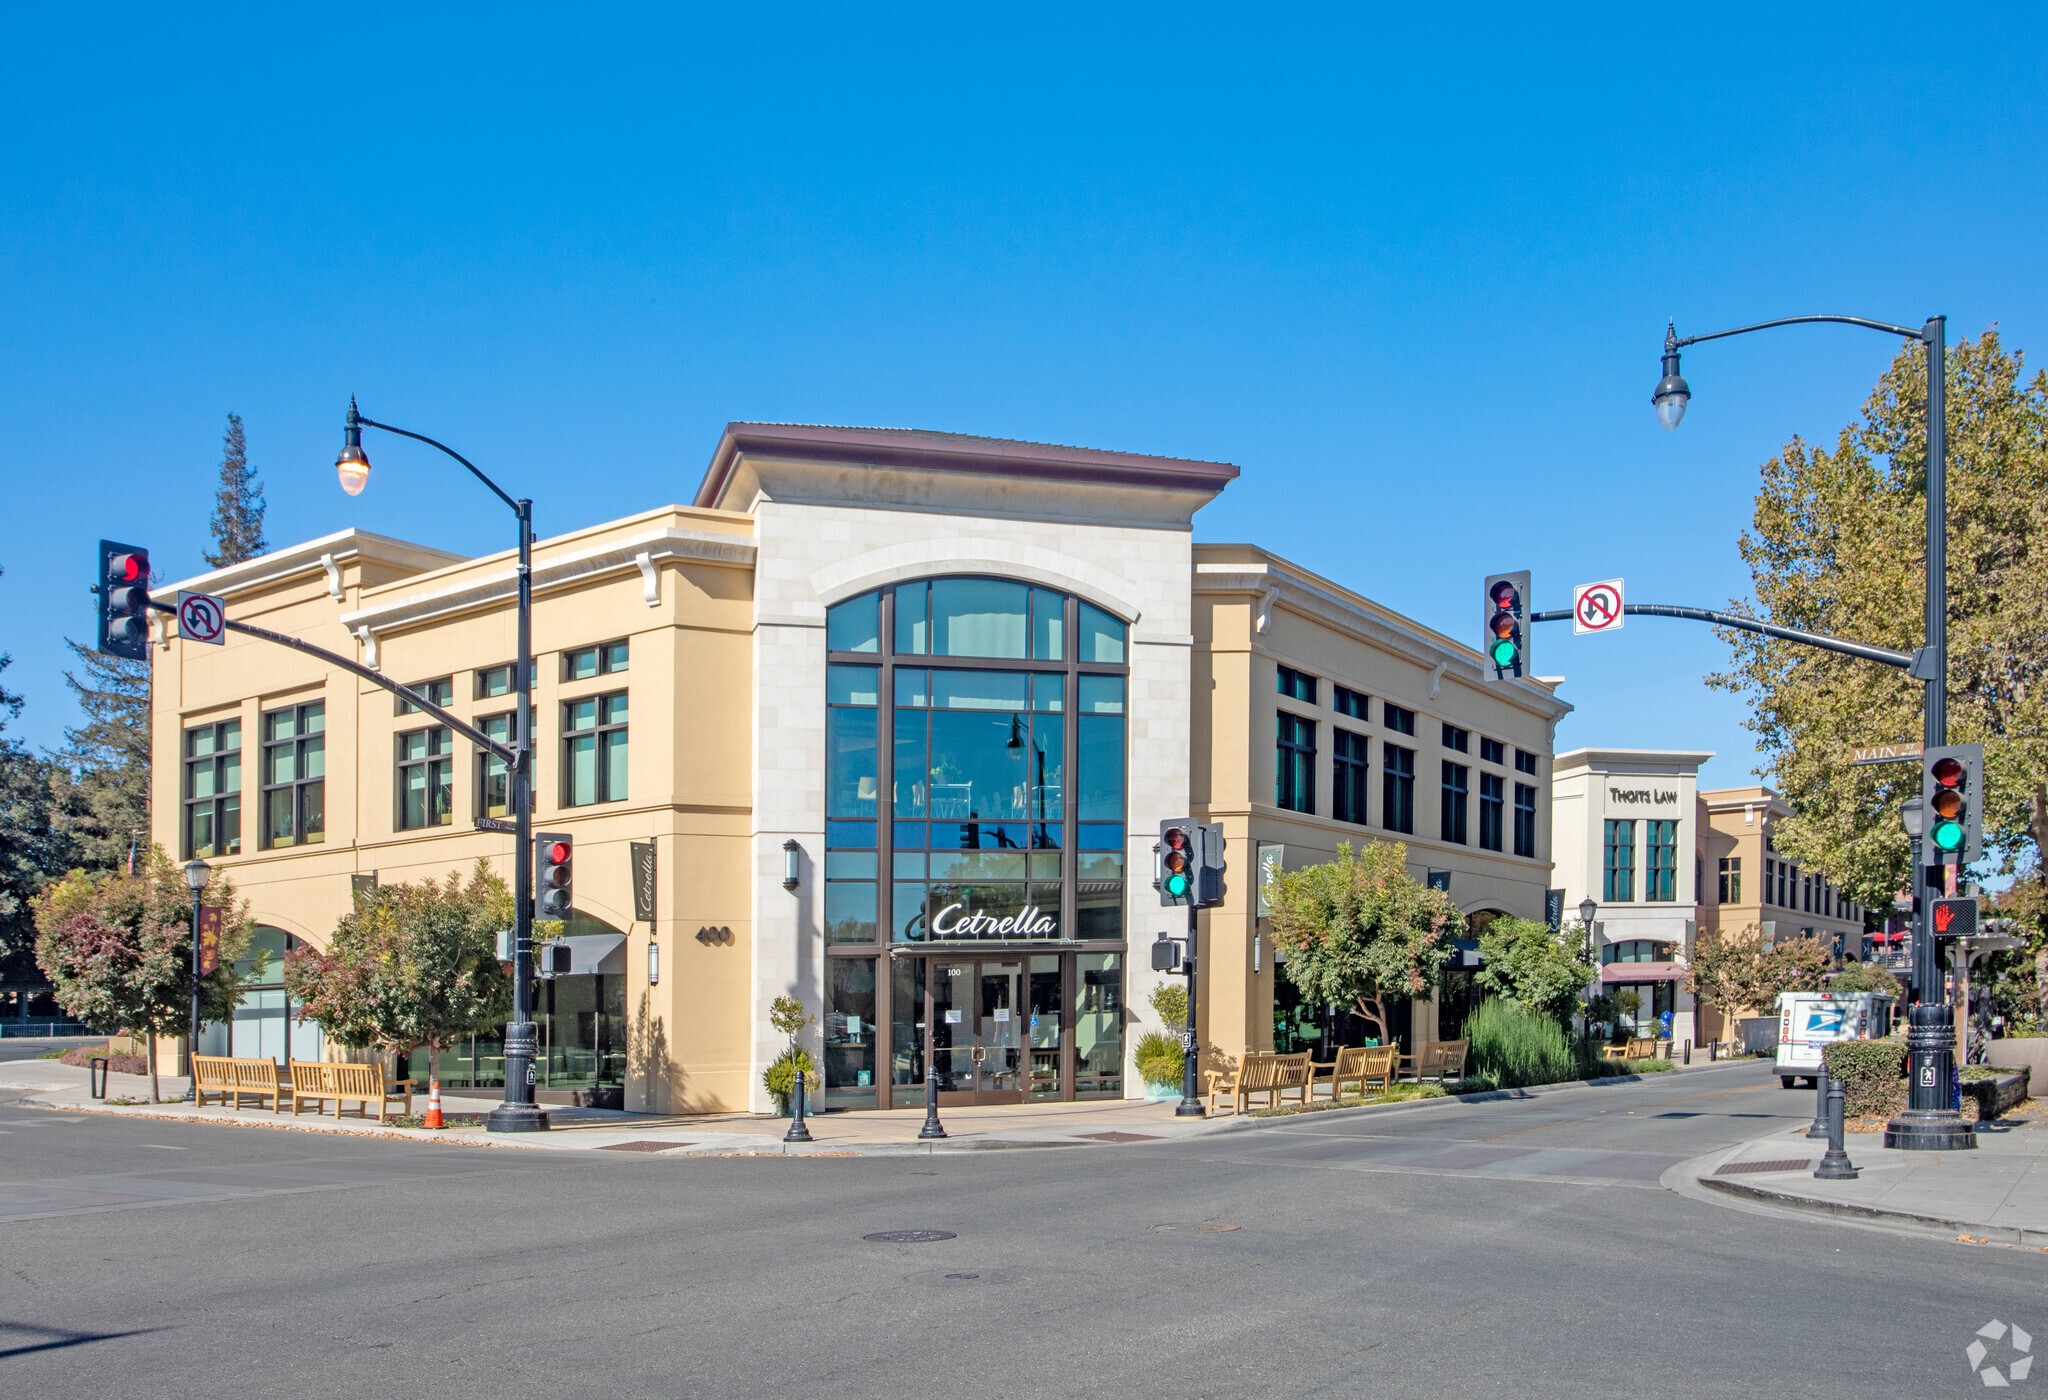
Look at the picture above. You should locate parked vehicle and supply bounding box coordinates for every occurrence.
[1774,991,1894,1088]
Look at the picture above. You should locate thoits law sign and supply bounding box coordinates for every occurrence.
[177,591,227,645]
[1573,579,1624,634]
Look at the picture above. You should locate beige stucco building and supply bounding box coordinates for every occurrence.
[151,424,1569,1114]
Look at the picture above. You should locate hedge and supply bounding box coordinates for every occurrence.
[1822,1037,1906,1121]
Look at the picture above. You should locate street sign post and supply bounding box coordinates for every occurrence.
[1572,579,1624,634]
[176,591,228,646]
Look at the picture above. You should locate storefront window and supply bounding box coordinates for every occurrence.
[1075,953,1123,1098]
[824,957,877,1107]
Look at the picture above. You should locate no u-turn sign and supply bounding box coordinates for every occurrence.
[1572,579,1624,635]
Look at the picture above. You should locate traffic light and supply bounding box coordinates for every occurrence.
[1197,823,1227,908]
[1157,821,1195,907]
[535,831,574,921]
[1481,571,1530,681]
[98,540,152,661]
[1921,743,1984,863]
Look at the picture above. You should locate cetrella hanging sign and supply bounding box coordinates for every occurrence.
[929,902,1058,938]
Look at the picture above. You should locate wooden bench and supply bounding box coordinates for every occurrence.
[192,1055,284,1112]
[1314,1045,1399,1099]
[289,1062,416,1122]
[1205,1051,1315,1115]
[1601,1037,1662,1062]
[1418,1039,1469,1087]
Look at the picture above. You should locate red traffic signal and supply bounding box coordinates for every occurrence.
[97,540,152,661]
[535,831,574,920]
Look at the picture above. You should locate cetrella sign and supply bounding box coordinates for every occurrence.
[929,902,1058,938]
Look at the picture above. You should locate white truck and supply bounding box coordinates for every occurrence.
[1774,991,1894,1088]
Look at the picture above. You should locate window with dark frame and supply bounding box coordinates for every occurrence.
[1515,748,1538,775]
[396,677,453,716]
[1384,703,1415,736]
[1442,723,1468,754]
[1603,819,1635,902]
[1333,728,1369,824]
[397,725,453,830]
[260,702,325,849]
[1718,855,1742,904]
[1479,736,1504,765]
[1441,761,1468,843]
[564,691,629,806]
[1382,743,1415,834]
[1277,711,1316,814]
[1644,819,1677,902]
[1276,665,1317,705]
[475,663,533,699]
[563,640,630,682]
[1478,772,1503,851]
[1513,782,1537,857]
[477,712,521,819]
[183,719,242,859]
[1334,685,1368,720]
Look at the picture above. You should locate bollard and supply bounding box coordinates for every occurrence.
[784,1068,814,1144]
[1709,1040,1718,1062]
[1814,1075,1859,1180]
[1683,1038,1692,1065]
[1806,1058,1832,1140]
[917,1063,948,1140]
[89,1056,109,1100]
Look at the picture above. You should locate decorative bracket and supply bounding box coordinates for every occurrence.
[355,624,380,670]
[318,553,345,602]
[1429,660,1448,699]
[1255,585,1279,634]
[635,550,660,607]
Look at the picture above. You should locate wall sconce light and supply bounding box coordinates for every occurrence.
[783,838,801,891]
[647,938,660,986]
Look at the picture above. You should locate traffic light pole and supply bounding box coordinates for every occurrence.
[1177,903,1202,1117]
[493,497,548,1132]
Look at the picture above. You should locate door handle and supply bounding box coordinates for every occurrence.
[970,1045,987,1064]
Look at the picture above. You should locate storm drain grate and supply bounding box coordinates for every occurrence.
[864,1230,957,1243]
[1715,1158,1814,1175]
[1080,1131,1163,1143]
[598,1141,694,1153]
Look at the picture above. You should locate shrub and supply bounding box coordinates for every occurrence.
[1135,1030,1184,1087]
[1822,1037,1906,1121]
[762,1046,820,1111]
[1825,961,1902,995]
[1148,983,1188,1032]
[1465,998,1574,1090]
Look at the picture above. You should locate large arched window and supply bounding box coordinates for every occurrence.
[822,578,1130,947]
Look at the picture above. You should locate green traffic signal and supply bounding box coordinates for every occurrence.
[1164,871,1189,897]
[1489,638,1517,667]
[1930,820,1964,853]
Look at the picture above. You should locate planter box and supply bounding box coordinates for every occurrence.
[1987,1038,2048,1084]
[1963,1068,2030,1120]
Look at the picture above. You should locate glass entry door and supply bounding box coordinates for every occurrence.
[924,958,1027,1105]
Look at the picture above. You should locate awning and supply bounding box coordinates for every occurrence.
[1601,961,1685,983]
[551,933,627,977]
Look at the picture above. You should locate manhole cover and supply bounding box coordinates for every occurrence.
[1080,1131,1162,1143]
[598,1141,693,1152]
[1715,1158,1814,1175]
[864,1230,957,1243]
[1151,1222,1240,1233]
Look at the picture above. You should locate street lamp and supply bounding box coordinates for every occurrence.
[182,858,209,1102]
[1577,898,1599,1047]
[336,398,548,1133]
[1656,313,1968,1152]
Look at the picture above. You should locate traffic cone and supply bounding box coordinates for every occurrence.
[425,1075,443,1129]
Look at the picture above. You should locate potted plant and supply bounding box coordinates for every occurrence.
[1138,983,1190,1100]
[762,994,818,1116]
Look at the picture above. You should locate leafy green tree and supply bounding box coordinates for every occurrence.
[283,862,512,1106]
[1475,916,1596,1025]
[1686,925,1833,1030]
[32,850,252,1101]
[762,993,817,1112]
[1710,329,2048,905]
[204,412,267,568]
[1825,960,1903,995]
[1266,841,1461,1044]
[0,578,76,962]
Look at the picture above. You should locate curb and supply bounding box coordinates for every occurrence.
[1696,1173,2048,1249]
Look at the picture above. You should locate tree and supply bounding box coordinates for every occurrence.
[204,412,267,568]
[52,640,150,873]
[1475,916,1596,1026]
[1266,842,1460,1044]
[1826,960,1903,996]
[0,571,76,962]
[762,993,818,1112]
[1709,329,2048,907]
[283,862,512,1111]
[32,850,252,1101]
[1686,925,1833,1030]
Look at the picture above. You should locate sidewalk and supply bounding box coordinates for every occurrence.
[1687,1105,2048,1246]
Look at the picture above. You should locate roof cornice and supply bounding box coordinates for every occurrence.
[151,529,467,603]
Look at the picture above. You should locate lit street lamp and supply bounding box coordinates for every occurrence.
[337,399,548,1133]
[181,857,209,1101]
[1657,314,1969,1152]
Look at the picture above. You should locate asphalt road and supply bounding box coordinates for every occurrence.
[0,1062,2038,1399]
[0,1037,96,1063]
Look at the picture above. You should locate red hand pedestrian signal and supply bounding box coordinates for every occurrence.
[1934,903,1954,934]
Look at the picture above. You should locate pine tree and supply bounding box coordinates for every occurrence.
[52,640,150,874]
[0,565,75,963]
[204,412,267,568]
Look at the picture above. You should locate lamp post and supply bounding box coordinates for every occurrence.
[1578,897,1599,1049]
[337,399,548,1133]
[181,857,209,1101]
[1656,314,1969,1151]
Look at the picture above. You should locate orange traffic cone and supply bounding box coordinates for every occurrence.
[425,1075,443,1129]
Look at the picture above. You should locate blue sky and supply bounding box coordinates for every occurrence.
[3,7,2044,788]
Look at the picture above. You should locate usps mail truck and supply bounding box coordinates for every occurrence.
[1775,991,1894,1088]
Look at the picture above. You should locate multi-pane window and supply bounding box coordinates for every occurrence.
[564,640,630,682]
[1334,686,1368,720]
[478,713,520,819]
[1718,856,1743,904]
[1277,665,1317,705]
[1276,712,1316,814]
[1382,744,1415,834]
[397,677,453,716]
[1441,723,1469,753]
[564,692,629,806]
[1763,858,1775,905]
[1333,729,1369,825]
[1441,762,1468,844]
[1644,819,1678,902]
[1479,736,1504,765]
[183,720,242,859]
[1602,820,1635,902]
[397,726,453,830]
[1478,773,1504,852]
[475,663,532,699]
[1515,749,1538,775]
[1384,703,1416,736]
[261,703,325,848]
[1513,783,1537,857]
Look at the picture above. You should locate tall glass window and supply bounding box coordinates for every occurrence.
[183,719,241,858]
[563,692,628,806]
[1644,819,1678,902]
[1382,743,1415,834]
[1332,729,1369,825]
[261,703,324,848]
[1603,820,1636,902]
[1441,762,1469,844]
[397,726,453,829]
[1514,782,1537,857]
[1276,712,1316,813]
[1478,772,1504,852]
